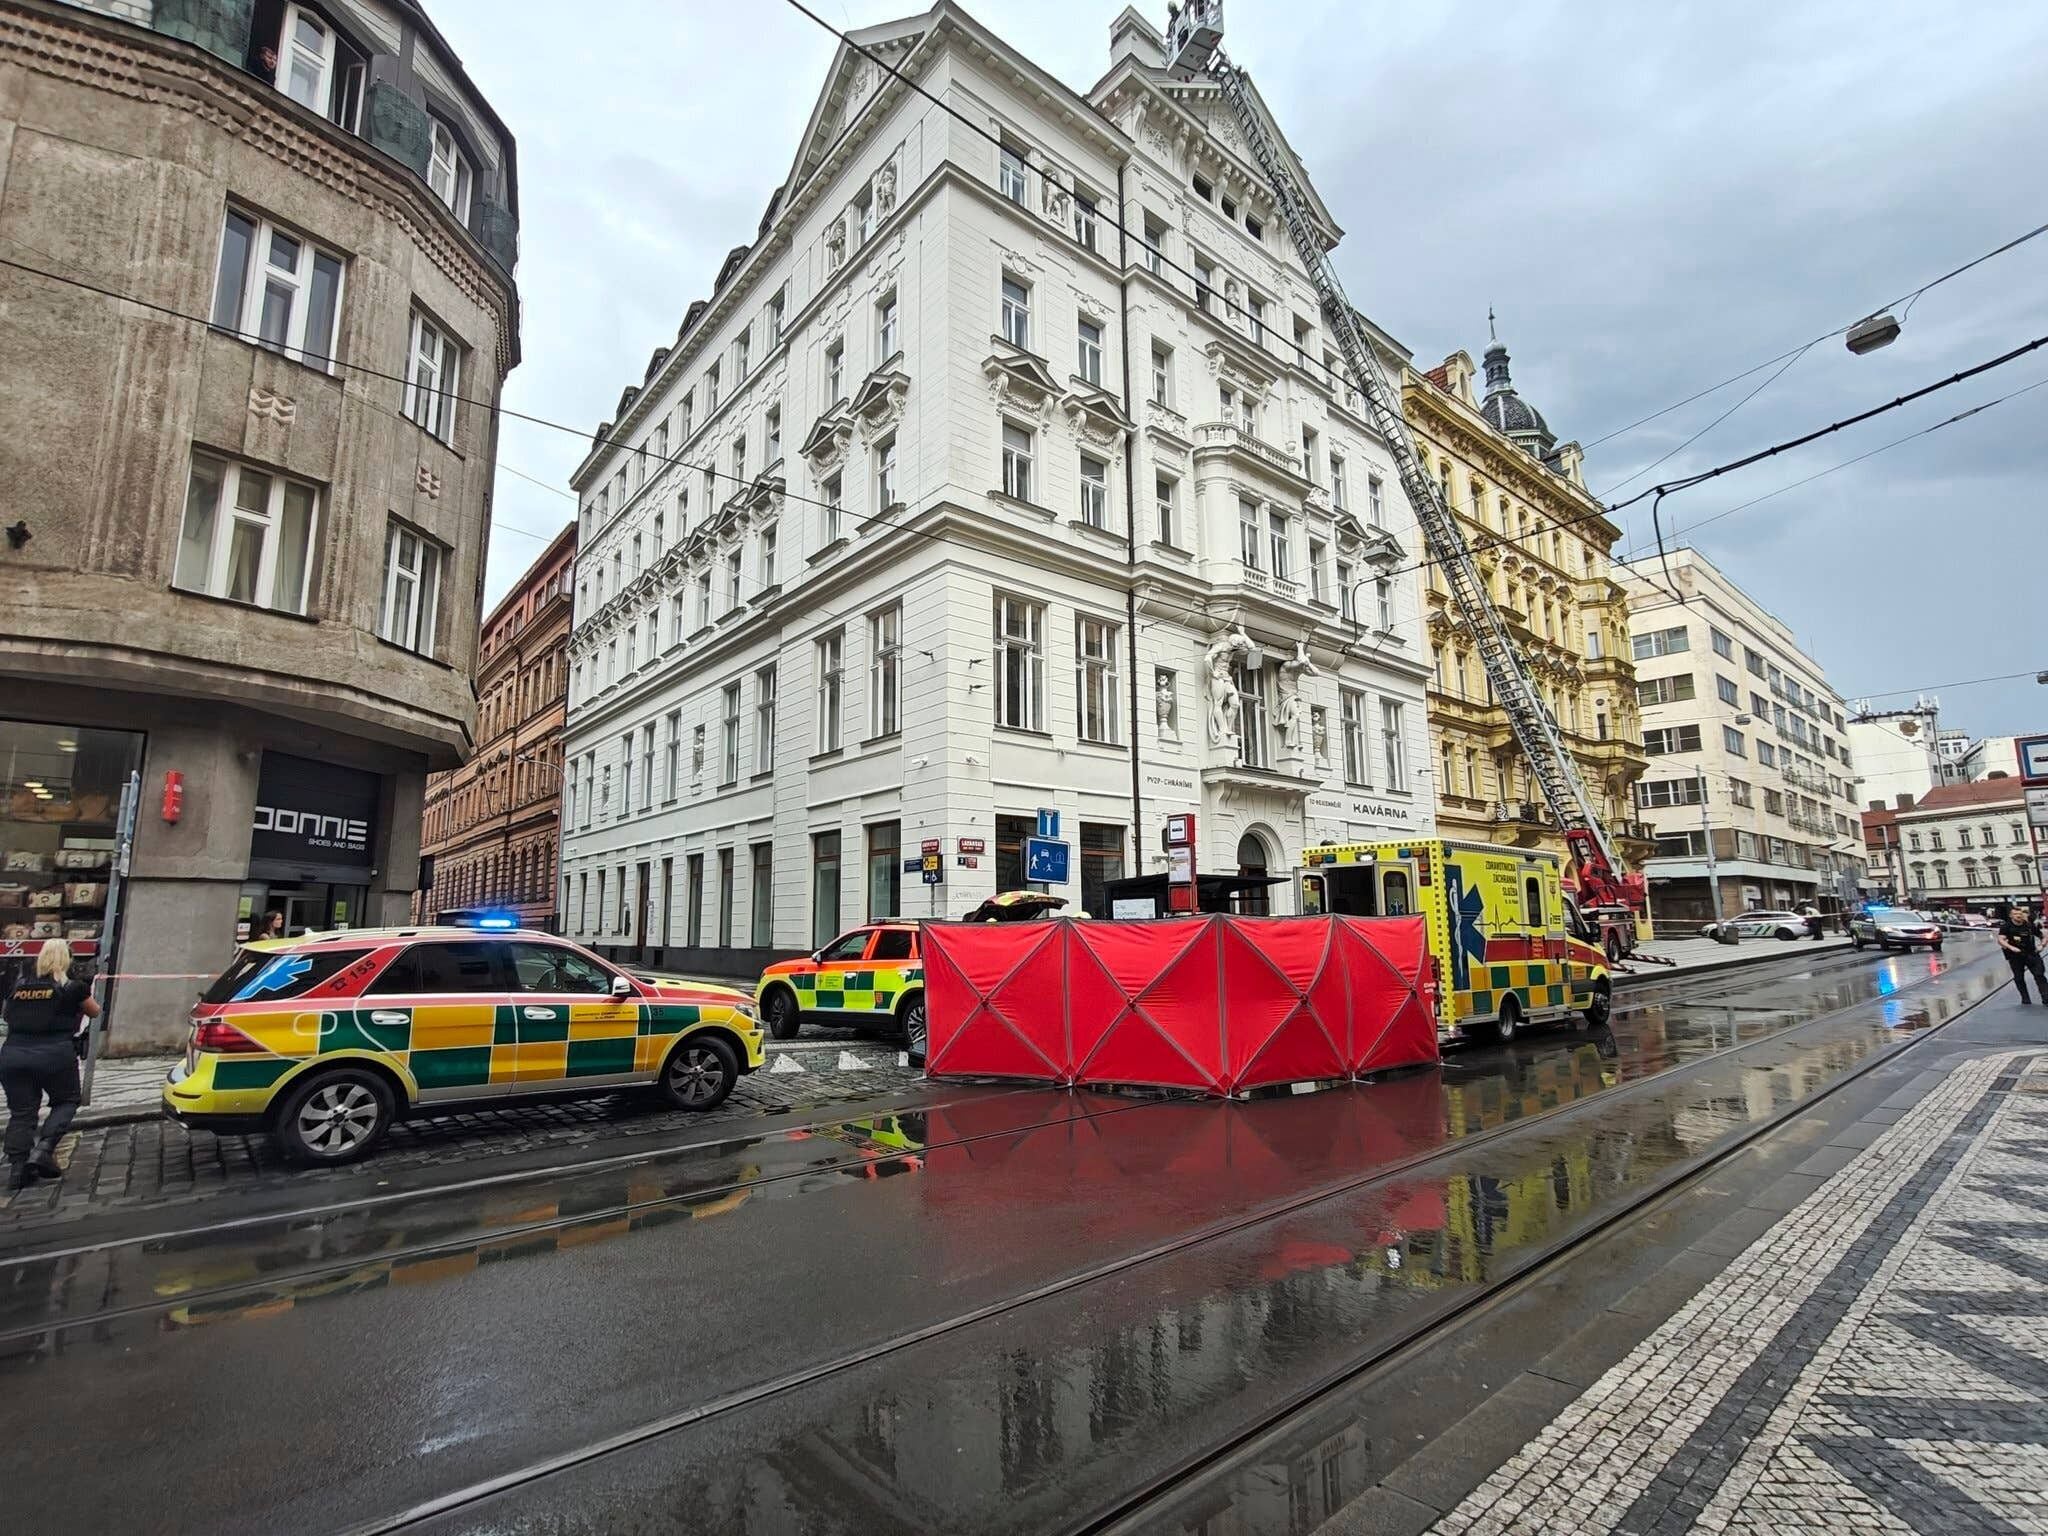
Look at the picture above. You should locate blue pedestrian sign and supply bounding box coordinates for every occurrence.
[1036,807,1060,839]
[1024,837,1070,884]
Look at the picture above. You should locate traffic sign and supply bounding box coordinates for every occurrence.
[2021,734,2048,786]
[1036,807,1060,839]
[1024,837,1070,884]
[920,851,944,886]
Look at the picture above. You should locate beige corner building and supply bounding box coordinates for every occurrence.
[1403,337,1653,870]
[0,0,519,1047]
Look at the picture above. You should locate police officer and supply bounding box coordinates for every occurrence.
[1,937,102,1190]
[1997,901,2047,1005]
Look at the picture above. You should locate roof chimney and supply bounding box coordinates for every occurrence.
[1109,6,1166,68]
[1894,793,1915,810]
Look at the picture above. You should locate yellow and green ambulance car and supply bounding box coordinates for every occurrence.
[756,921,927,1060]
[163,926,764,1164]
[1299,839,1612,1044]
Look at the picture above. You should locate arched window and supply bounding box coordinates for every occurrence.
[1235,832,1271,915]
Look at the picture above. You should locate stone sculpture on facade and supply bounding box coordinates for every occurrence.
[1204,629,1253,747]
[1155,668,1179,744]
[1276,638,1319,756]
[874,158,897,217]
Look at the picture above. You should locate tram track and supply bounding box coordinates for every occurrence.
[0,944,1940,1354]
[318,950,2002,1536]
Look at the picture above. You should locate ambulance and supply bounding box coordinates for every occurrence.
[1298,839,1612,1044]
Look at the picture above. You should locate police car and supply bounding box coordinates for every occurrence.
[755,922,927,1061]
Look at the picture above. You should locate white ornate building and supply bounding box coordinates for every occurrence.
[559,4,1432,971]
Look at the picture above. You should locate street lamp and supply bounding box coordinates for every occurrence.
[1845,312,1901,355]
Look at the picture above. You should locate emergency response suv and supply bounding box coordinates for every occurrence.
[756,922,927,1061]
[163,927,765,1163]
[1300,839,1612,1044]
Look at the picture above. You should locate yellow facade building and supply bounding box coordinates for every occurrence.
[1402,337,1653,870]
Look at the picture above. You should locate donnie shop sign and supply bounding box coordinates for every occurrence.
[248,753,378,880]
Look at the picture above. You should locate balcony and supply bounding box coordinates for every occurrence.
[1237,564,1303,603]
[1194,421,1304,481]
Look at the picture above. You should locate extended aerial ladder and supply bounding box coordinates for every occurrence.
[1166,2,1650,950]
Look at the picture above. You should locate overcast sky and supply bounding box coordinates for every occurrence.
[443,0,2048,742]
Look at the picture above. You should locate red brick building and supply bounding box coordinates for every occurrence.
[418,523,575,927]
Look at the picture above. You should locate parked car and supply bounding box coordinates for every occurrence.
[1698,909,1807,940]
[756,921,928,1062]
[164,927,764,1163]
[1849,909,1944,953]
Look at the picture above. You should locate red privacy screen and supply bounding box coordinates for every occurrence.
[923,915,1437,1092]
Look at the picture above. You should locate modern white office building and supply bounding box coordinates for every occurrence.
[1618,549,1865,921]
[559,5,1434,972]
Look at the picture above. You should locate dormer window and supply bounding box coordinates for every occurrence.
[266,4,364,133]
[427,118,474,222]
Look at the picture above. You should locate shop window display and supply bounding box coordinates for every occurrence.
[0,720,144,979]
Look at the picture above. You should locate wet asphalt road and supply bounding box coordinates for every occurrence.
[0,939,2004,1535]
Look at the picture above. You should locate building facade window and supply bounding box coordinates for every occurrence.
[1001,276,1031,349]
[815,630,844,752]
[998,143,1027,203]
[1076,615,1120,744]
[867,821,901,919]
[1155,475,1179,546]
[811,831,842,947]
[751,843,774,947]
[210,208,344,371]
[1340,688,1367,785]
[1151,342,1172,405]
[664,711,681,799]
[1077,318,1103,384]
[869,605,901,737]
[875,436,897,511]
[754,665,777,774]
[1079,454,1108,528]
[876,291,899,359]
[1239,498,1262,570]
[403,309,461,441]
[994,595,1045,731]
[1381,700,1407,789]
[823,474,843,544]
[1080,822,1125,919]
[1632,625,1689,660]
[174,452,318,616]
[376,520,442,653]
[1236,663,1269,769]
[426,117,473,220]
[721,682,741,784]
[1002,422,1034,501]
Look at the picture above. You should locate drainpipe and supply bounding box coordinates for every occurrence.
[1117,159,1143,887]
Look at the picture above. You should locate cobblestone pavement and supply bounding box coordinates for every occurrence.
[1430,1047,2048,1536]
[0,1037,919,1234]
[76,1052,179,1121]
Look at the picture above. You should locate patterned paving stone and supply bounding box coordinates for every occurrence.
[1428,1049,2048,1536]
